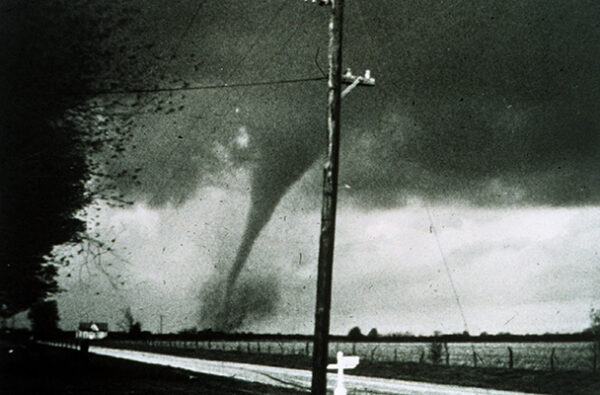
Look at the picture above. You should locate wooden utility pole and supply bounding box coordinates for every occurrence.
[308,1,374,393]
[311,0,344,393]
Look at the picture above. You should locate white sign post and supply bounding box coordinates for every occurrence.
[327,351,359,395]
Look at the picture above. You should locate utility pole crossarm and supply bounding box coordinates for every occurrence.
[341,68,375,98]
[311,0,344,393]
[304,0,332,5]
[308,0,375,394]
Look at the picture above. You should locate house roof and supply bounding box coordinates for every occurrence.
[78,322,109,331]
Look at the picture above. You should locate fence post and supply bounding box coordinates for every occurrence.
[257,341,260,353]
[593,343,597,373]
[370,346,378,362]
[394,348,398,363]
[550,348,555,371]
[352,342,356,355]
[472,350,478,367]
[306,341,310,356]
[444,343,449,365]
[508,347,514,369]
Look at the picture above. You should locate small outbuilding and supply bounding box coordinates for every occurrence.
[76,322,108,340]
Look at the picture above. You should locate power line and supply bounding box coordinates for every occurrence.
[167,0,205,65]
[426,205,483,366]
[352,0,474,339]
[41,76,327,98]
[146,1,315,204]
[425,205,471,334]
[126,0,206,118]
[222,1,289,83]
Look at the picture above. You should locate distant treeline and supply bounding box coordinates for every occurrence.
[17,327,597,343]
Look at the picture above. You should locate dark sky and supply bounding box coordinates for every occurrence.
[81,0,600,332]
[95,0,600,211]
[7,0,599,334]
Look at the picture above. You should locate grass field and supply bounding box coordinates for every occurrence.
[104,339,598,372]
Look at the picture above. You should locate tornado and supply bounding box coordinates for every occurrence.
[216,126,322,331]
[218,191,282,329]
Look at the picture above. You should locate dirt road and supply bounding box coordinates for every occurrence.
[0,340,305,395]
[46,342,545,394]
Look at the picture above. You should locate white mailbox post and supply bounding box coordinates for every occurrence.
[327,351,360,395]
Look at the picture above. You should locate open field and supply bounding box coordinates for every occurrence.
[73,345,540,395]
[99,339,598,372]
[47,338,600,394]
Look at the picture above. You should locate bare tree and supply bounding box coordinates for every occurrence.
[118,306,141,335]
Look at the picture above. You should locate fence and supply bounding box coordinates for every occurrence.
[81,339,598,373]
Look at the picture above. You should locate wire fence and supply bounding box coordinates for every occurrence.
[50,339,600,373]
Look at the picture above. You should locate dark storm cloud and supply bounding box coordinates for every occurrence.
[102,0,599,209]
[337,0,600,207]
[85,0,599,328]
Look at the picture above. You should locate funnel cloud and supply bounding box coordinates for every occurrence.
[91,0,600,330]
